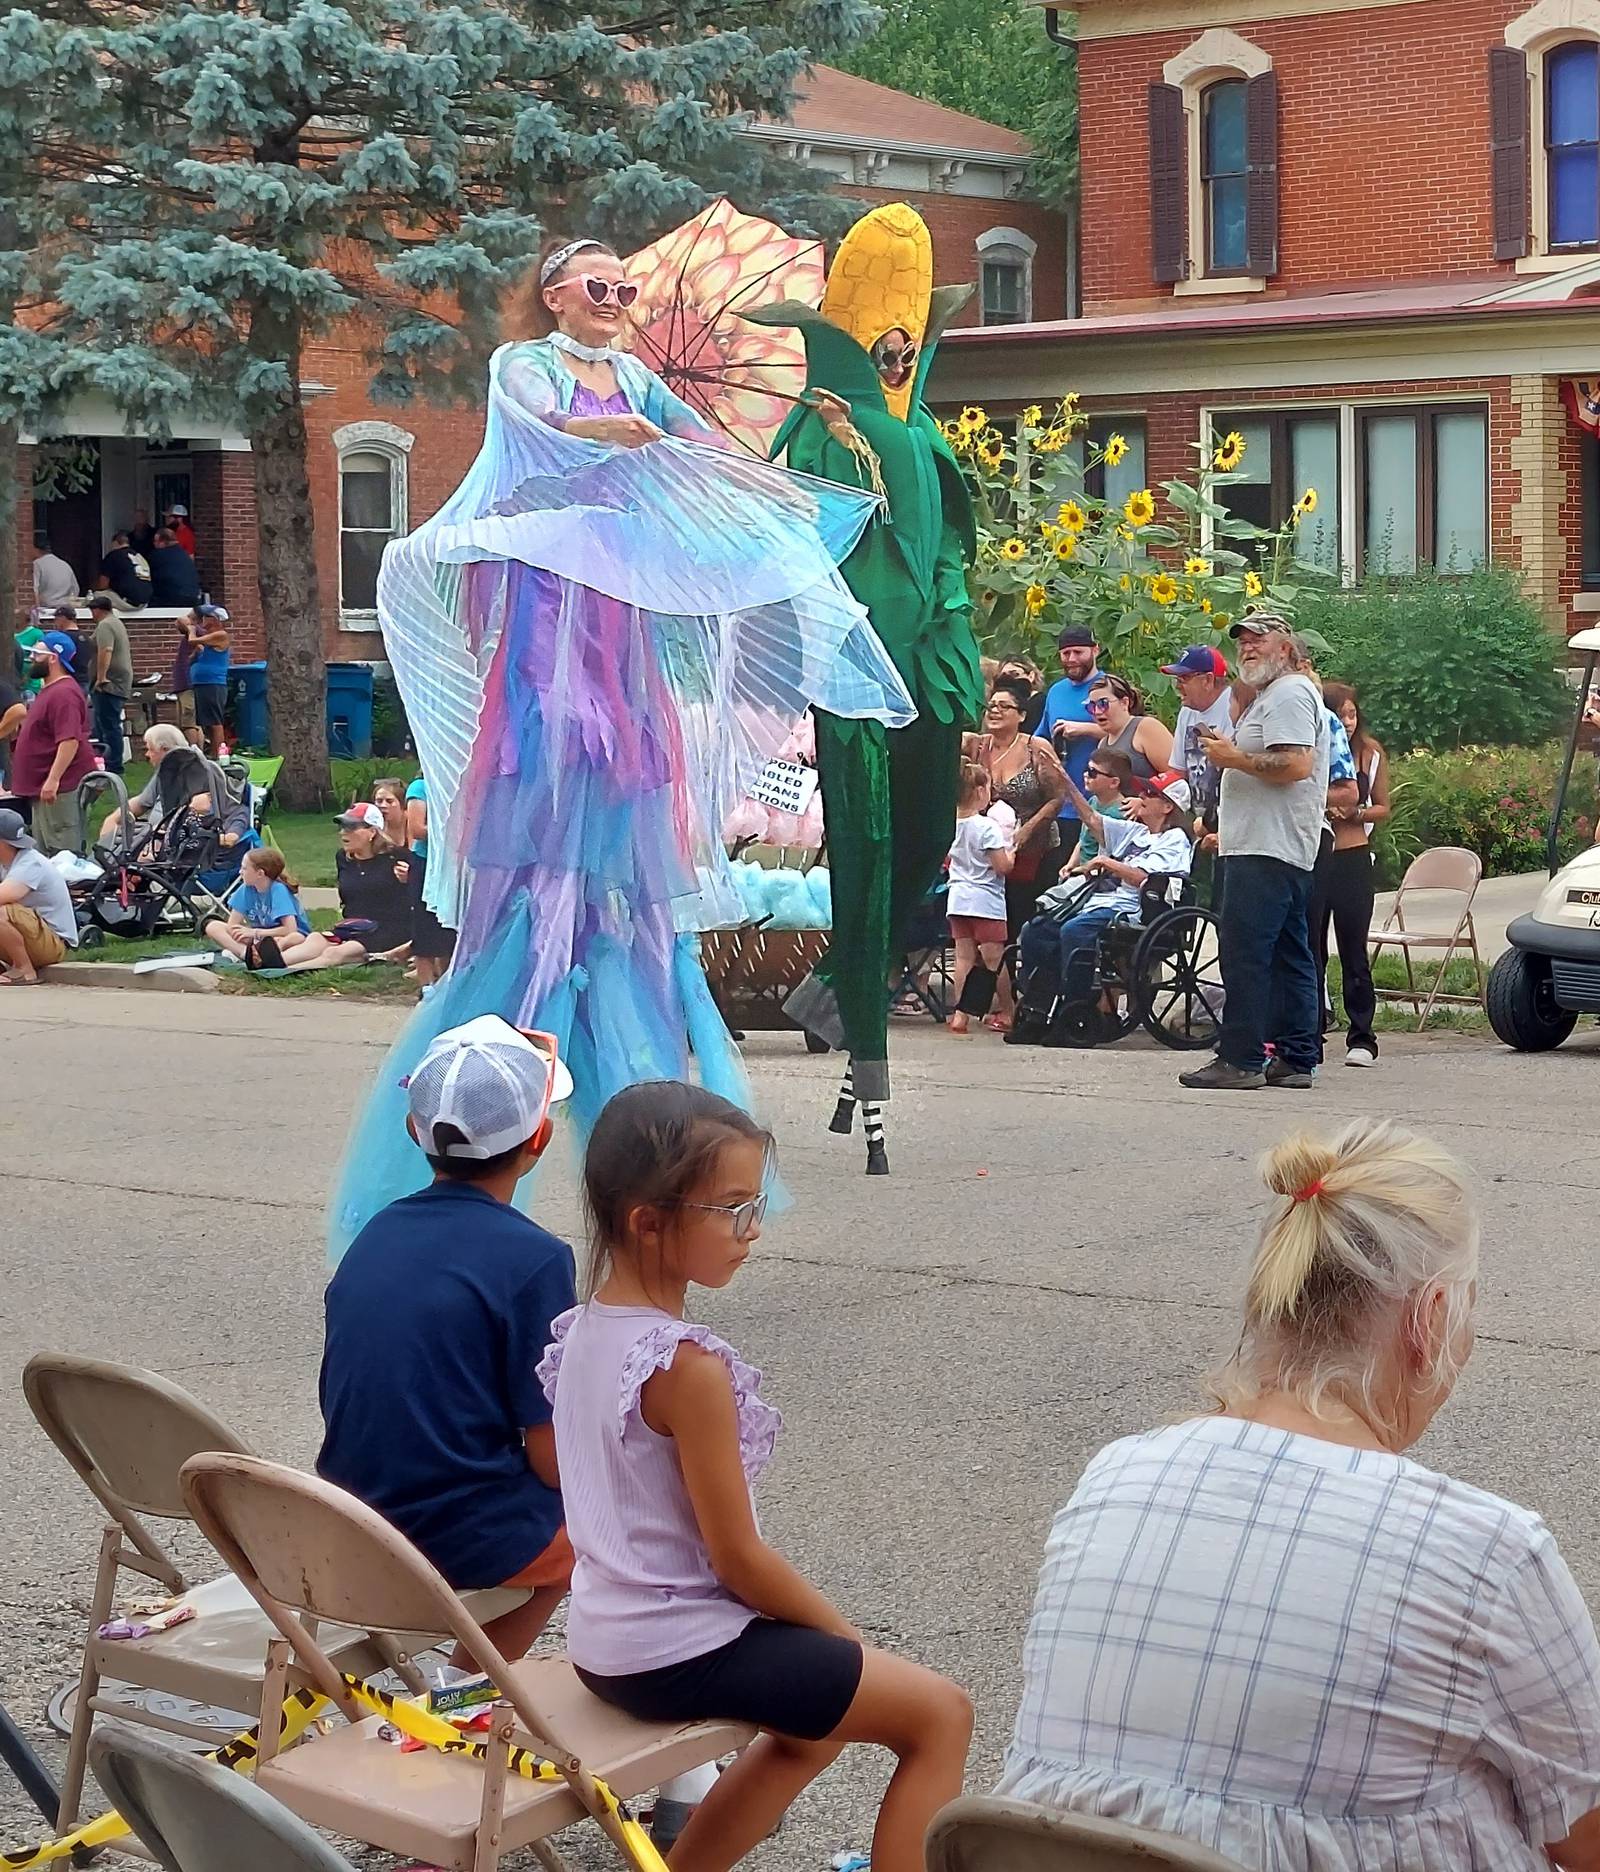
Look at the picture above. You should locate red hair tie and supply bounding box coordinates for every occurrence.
[1293,1179,1325,1203]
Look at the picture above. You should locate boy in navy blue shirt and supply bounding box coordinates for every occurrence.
[319,1016,578,1661]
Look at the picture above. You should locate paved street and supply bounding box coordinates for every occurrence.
[4,986,1600,1866]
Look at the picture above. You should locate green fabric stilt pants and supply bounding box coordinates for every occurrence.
[790,704,962,1102]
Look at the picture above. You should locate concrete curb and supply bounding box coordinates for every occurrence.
[44,961,219,993]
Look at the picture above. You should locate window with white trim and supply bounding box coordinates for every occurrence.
[334,422,412,625]
[1499,1,1600,265]
[976,226,1036,325]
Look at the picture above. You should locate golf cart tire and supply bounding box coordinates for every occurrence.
[1486,950,1578,1052]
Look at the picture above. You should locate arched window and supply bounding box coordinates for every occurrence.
[1547,40,1600,248]
[333,422,412,625]
[977,226,1037,325]
[1202,80,1250,274]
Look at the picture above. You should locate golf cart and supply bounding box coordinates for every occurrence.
[1485,624,1600,1050]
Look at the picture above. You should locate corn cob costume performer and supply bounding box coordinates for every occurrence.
[327,236,915,1260]
[752,205,984,1175]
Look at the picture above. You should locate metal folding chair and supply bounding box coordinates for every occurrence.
[1368,844,1486,1027]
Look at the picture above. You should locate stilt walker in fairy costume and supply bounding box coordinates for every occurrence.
[751,203,984,1175]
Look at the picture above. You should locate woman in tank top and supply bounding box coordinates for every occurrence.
[964,677,1067,935]
[1088,672,1172,781]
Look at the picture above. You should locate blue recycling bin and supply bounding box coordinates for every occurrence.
[229,661,269,751]
[326,662,374,759]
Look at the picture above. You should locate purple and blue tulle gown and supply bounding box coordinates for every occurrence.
[328,339,914,1259]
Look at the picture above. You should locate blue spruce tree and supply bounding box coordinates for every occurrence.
[0,0,874,803]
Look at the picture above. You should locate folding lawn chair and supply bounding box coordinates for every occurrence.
[241,756,283,852]
[928,1794,1250,1872]
[180,1453,754,1872]
[1368,845,1487,1028]
[23,1355,527,1833]
[91,1721,359,1872]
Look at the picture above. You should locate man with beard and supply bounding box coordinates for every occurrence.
[1037,626,1102,890]
[1180,614,1329,1092]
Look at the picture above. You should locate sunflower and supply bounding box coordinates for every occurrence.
[1116,524,1135,544]
[1118,573,1133,592]
[999,537,1027,562]
[1103,433,1129,467]
[1024,583,1049,615]
[1057,500,1088,533]
[958,405,987,434]
[978,443,1004,471]
[1055,534,1078,562]
[1212,431,1247,472]
[1244,570,1265,598]
[1149,573,1179,606]
[1124,488,1156,527]
[1184,555,1212,576]
[1297,486,1319,515]
[979,427,1003,450]
[1037,425,1069,454]
[1022,403,1042,427]
[1200,597,1213,615]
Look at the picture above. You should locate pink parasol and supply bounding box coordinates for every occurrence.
[624,198,825,455]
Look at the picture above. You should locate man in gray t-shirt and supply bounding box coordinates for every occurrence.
[0,806,78,982]
[1180,614,1329,1092]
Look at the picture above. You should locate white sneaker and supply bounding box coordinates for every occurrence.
[1345,1045,1377,1068]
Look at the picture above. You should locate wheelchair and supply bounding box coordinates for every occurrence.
[1008,876,1224,1051]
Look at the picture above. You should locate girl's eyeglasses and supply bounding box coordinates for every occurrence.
[680,1192,768,1242]
[551,274,640,308]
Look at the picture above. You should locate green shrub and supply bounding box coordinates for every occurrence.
[371,672,412,759]
[1376,742,1596,883]
[1296,566,1569,753]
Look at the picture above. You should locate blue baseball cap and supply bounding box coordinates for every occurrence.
[31,630,77,668]
[1161,644,1229,678]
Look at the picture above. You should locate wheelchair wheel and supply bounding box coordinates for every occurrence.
[1134,905,1224,1051]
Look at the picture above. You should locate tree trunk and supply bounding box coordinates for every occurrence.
[250,305,331,810]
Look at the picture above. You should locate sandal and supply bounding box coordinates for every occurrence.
[0,972,41,986]
[984,1013,1013,1033]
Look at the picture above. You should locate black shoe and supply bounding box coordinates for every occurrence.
[1004,1010,1049,1046]
[1179,1059,1266,1090]
[1265,1059,1316,1089]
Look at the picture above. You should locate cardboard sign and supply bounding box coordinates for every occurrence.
[748,759,819,816]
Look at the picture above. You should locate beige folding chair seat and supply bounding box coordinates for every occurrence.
[23,1354,524,1831]
[261,1657,743,1869]
[180,1452,753,1872]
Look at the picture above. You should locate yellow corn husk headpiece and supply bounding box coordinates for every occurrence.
[820,202,933,423]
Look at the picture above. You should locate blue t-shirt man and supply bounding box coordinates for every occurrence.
[1038,630,1103,834]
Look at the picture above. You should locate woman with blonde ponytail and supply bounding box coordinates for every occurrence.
[1000,1119,1600,1872]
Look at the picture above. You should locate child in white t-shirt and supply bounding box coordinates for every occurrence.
[946,760,1014,1034]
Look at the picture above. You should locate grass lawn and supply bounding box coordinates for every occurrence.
[69,915,418,1001]
[1331,954,1489,1035]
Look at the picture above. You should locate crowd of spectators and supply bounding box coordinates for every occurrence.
[953,620,1386,1073]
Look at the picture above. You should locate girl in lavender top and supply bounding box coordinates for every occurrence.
[540,1081,972,1872]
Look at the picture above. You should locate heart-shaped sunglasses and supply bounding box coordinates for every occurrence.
[550,274,639,308]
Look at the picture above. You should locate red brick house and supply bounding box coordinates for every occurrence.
[17,67,1068,693]
[939,0,1600,638]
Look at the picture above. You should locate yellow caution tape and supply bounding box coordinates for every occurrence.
[0,1688,325,1870]
[3,1674,668,1872]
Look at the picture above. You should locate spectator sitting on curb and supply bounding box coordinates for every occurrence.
[12,632,95,856]
[0,806,79,984]
[204,848,310,963]
[262,803,412,972]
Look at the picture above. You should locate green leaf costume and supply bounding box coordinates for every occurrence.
[750,276,983,1154]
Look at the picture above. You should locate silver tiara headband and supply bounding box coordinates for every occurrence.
[539,238,604,286]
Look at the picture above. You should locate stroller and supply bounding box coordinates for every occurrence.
[71,749,233,942]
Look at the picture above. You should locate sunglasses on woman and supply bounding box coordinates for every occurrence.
[681,1191,768,1242]
[551,274,639,308]
[1086,696,1111,714]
